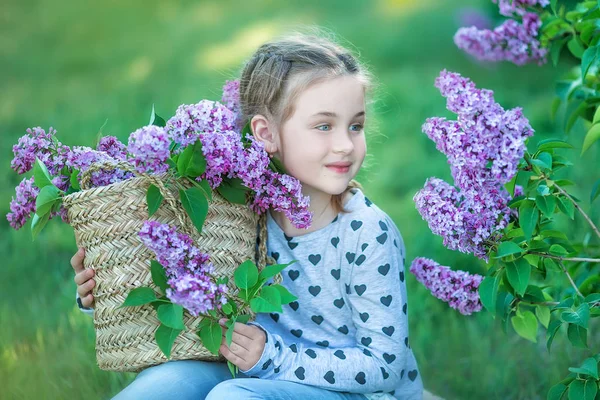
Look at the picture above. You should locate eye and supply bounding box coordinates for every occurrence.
[350,123,364,132]
[316,124,331,131]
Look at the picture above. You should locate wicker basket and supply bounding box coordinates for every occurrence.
[62,161,280,372]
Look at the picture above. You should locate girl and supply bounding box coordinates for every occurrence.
[72,30,425,400]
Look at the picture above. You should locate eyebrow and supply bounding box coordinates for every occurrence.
[310,111,365,118]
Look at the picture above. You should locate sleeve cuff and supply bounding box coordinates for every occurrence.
[76,292,94,316]
[238,321,274,376]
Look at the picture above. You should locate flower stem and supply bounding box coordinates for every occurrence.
[558,260,585,299]
[531,253,600,263]
[553,182,600,241]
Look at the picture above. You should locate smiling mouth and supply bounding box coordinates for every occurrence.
[326,165,351,173]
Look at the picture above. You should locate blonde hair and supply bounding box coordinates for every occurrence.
[239,29,373,215]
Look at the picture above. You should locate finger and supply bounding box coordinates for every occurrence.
[70,248,85,273]
[221,332,250,352]
[74,269,94,285]
[77,278,96,297]
[230,321,261,340]
[81,293,95,308]
[219,343,246,366]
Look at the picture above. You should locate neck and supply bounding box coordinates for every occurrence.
[271,188,338,237]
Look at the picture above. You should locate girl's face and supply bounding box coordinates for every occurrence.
[276,75,367,198]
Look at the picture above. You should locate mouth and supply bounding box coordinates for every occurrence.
[326,163,352,174]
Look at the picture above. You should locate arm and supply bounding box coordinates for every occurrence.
[239,219,409,393]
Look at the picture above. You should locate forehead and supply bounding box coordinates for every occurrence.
[291,75,365,117]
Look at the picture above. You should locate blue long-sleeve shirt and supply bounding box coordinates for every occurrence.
[241,188,423,399]
[77,188,423,399]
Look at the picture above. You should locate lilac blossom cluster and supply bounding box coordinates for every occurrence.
[166,100,237,152]
[221,80,243,130]
[415,71,530,260]
[7,177,40,230]
[454,13,547,66]
[138,220,228,316]
[425,70,534,189]
[127,125,170,175]
[11,127,70,176]
[493,0,549,17]
[235,134,312,229]
[410,257,483,315]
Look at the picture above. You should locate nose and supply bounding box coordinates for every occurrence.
[332,129,354,154]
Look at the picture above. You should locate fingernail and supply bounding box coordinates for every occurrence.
[219,319,226,325]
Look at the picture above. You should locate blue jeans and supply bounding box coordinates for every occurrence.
[111,360,369,400]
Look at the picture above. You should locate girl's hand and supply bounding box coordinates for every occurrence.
[71,248,95,308]
[218,319,266,371]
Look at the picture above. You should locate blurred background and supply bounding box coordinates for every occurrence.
[2,0,599,398]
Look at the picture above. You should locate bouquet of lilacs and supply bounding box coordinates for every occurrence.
[420,0,600,396]
[7,80,305,374]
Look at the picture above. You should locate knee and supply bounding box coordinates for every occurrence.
[206,379,261,400]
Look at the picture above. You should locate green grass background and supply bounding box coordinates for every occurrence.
[2,0,599,398]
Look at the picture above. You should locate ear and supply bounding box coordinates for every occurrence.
[250,114,278,154]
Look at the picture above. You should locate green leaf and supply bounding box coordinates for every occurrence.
[157,303,186,330]
[270,284,298,304]
[567,323,588,348]
[557,197,575,219]
[506,258,530,296]
[177,140,206,177]
[121,287,158,308]
[590,179,600,203]
[70,169,81,191]
[150,260,169,293]
[193,178,213,202]
[582,123,600,155]
[537,152,554,170]
[562,303,590,328]
[581,45,600,78]
[250,285,283,313]
[236,314,251,324]
[495,242,524,258]
[567,36,585,58]
[536,305,551,329]
[568,378,598,400]
[549,244,569,256]
[258,261,296,281]
[147,184,163,217]
[519,201,539,240]
[546,319,562,351]
[537,139,574,152]
[179,187,209,234]
[225,316,237,346]
[33,158,54,189]
[155,324,182,359]
[148,104,166,127]
[479,273,500,314]
[198,321,222,356]
[536,195,557,217]
[31,212,51,240]
[547,383,567,400]
[511,310,538,342]
[216,178,248,205]
[36,185,61,216]
[569,357,599,379]
[222,302,233,315]
[539,229,568,240]
[234,260,259,290]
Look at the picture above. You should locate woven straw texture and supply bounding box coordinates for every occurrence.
[62,161,281,372]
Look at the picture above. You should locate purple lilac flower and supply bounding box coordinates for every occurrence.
[414,178,511,260]
[221,80,243,130]
[11,127,70,176]
[410,257,483,315]
[454,13,547,66]
[127,125,170,175]
[198,130,245,188]
[235,134,312,229]
[493,0,549,17]
[424,70,534,189]
[138,220,227,316]
[97,136,128,161]
[166,100,237,152]
[6,177,39,230]
[67,146,134,188]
